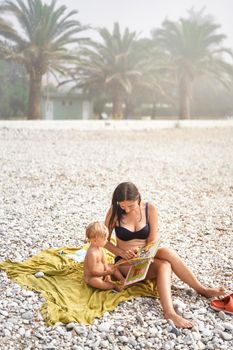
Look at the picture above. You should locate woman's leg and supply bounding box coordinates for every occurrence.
[156,247,225,297]
[147,258,193,328]
[118,259,193,327]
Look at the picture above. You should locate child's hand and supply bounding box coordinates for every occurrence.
[104,275,112,282]
[105,266,116,275]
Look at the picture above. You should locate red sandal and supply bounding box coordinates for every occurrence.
[210,293,233,315]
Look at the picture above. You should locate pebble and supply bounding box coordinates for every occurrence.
[214,324,225,332]
[4,322,13,331]
[222,322,233,332]
[106,334,114,343]
[136,314,144,325]
[43,345,56,350]
[219,311,226,320]
[3,329,11,337]
[21,311,34,320]
[186,288,195,296]
[185,333,194,342]
[169,326,182,337]
[149,327,158,337]
[192,332,202,341]
[0,310,9,317]
[22,290,35,297]
[25,330,31,337]
[99,340,109,348]
[183,312,193,319]
[128,337,137,347]
[34,271,45,278]
[74,325,86,335]
[173,299,186,310]
[133,329,143,337]
[97,322,111,332]
[197,340,206,349]
[201,329,213,338]
[119,335,129,343]
[198,307,208,315]
[34,331,44,340]
[18,327,26,336]
[116,325,124,333]
[220,331,233,341]
[66,322,76,330]
[164,340,175,350]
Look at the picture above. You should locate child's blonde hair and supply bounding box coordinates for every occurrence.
[86,221,108,240]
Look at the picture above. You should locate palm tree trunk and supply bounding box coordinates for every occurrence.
[112,94,124,119]
[151,101,157,119]
[125,98,135,119]
[179,77,192,119]
[28,73,42,119]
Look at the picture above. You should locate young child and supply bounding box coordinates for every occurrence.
[84,221,125,291]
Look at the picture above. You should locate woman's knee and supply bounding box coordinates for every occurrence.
[156,247,176,260]
[153,258,171,271]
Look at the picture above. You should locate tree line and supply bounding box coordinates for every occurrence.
[0,0,233,120]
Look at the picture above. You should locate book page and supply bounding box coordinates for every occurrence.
[124,259,152,286]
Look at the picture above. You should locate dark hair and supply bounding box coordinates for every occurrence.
[109,182,141,230]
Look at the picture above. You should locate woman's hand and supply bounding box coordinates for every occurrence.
[120,249,137,260]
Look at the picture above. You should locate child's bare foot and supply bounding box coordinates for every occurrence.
[199,286,225,298]
[113,283,124,292]
[165,312,194,329]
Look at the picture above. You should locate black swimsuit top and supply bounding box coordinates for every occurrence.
[115,203,149,241]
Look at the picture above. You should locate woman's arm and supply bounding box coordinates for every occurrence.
[146,202,159,244]
[105,241,125,257]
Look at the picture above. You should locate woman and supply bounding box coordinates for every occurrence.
[104,182,225,328]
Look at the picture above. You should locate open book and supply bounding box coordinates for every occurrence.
[115,240,160,286]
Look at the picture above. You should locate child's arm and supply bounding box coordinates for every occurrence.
[102,250,117,276]
[102,249,110,271]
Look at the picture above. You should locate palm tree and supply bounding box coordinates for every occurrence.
[64,22,148,118]
[0,0,87,119]
[0,17,16,57]
[0,17,14,34]
[153,10,233,119]
[123,38,176,118]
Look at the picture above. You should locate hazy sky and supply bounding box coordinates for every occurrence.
[53,0,233,47]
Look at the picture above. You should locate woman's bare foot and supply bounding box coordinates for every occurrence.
[199,286,225,298]
[165,312,194,329]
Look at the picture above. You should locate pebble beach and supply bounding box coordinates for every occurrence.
[0,126,233,350]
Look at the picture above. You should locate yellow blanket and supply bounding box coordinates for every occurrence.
[0,246,158,325]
